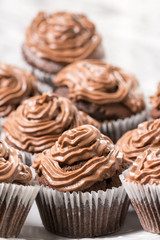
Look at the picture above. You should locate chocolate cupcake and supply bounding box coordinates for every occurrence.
[150,83,160,119]
[0,139,39,238]
[33,125,129,238]
[2,93,98,165]
[116,119,160,168]
[54,59,147,142]
[120,147,160,234]
[0,62,38,133]
[22,11,103,86]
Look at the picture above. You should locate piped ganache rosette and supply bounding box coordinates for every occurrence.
[22,11,103,84]
[126,148,160,185]
[0,139,39,238]
[0,62,38,118]
[2,93,98,155]
[0,139,31,184]
[120,148,160,234]
[55,60,145,121]
[116,119,160,168]
[33,125,129,238]
[33,124,122,192]
[54,60,146,142]
[150,83,160,119]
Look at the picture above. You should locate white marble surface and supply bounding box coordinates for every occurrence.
[0,0,160,239]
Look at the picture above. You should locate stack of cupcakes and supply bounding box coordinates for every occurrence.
[21,10,148,143]
[0,62,38,133]
[117,118,160,234]
[0,7,158,239]
[22,11,103,86]
[0,139,39,238]
[1,92,98,166]
[120,148,160,234]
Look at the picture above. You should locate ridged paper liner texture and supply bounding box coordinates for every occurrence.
[20,150,36,167]
[120,172,160,234]
[36,185,129,238]
[32,67,55,88]
[36,76,54,94]
[0,183,39,238]
[0,117,6,135]
[100,109,147,143]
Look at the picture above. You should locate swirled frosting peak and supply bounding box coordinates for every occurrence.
[126,148,160,185]
[54,60,145,114]
[116,119,160,166]
[0,62,38,117]
[33,125,122,192]
[2,93,98,153]
[25,11,101,63]
[0,139,32,184]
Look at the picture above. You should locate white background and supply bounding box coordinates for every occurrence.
[0,0,160,239]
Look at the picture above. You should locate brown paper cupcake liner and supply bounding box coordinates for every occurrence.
[0,183,39,238]
[120,172,160,234]
[36,185,129,238]
[32,67,55,87]
[20,150,36,167]
[36,78,54,94]
[100,109,147,143]
[32,42,104,90]
[0,117,6,135]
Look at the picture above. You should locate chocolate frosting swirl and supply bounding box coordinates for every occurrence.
[0,62,38,117]
[0,139,32,184]
[33,125,122,192]
[126,148,160,185]
[3,93,98,153]
[25,12,101,63]
[54,60,145,113]
[116,119,160,165]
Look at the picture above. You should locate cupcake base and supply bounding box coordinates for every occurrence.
[100,109,147,143]
[20,150,36,167]
[120,172,160,234]
[0,183,39,238]
[36,185,129,238]
[22,43,104,87]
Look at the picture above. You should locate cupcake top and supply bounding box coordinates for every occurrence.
[2,93,99,153]
[54,60,145,121]
[150,83,160,119]
[0,62,38,118]
[33,125,122,192]
[0,139,32,184]
[116,119,160,166]
[25,11,101,64]
[126,148,160,185]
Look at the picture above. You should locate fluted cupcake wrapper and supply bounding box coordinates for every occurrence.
[0,117,6,135]
[0,183,39,238]
[20,150,36,167]
[36,185,129,238]
[32,67,55,89]
[120,172,160,234]
[100,109,147,143]
[36,76,54,94]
